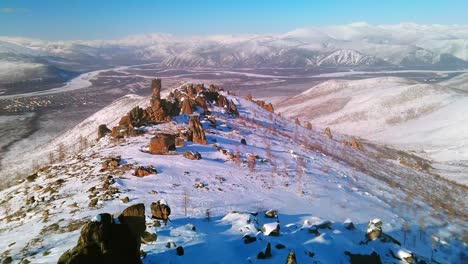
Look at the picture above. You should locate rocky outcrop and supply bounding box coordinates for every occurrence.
[257,242,272,259]
[305,121,312,130]
[188,116,207,144]
[102,156,121,170]
[180,99,193,115]
[151,79,161,100]
[366,219,382,241]
[58,204,147,264]
[149,134,176,154]
[150,200,171,223]
[294,117,301,125]
[229,99,239,115]
[97,124,111,140]
[254,100,274,113]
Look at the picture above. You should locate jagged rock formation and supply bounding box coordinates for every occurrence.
[58,204,146,264]
[324,127,333,139]
[149,134,176,154]
[188,116,207,145]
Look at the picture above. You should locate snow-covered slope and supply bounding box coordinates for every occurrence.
[276,77,468,184]
[0,88,466,263]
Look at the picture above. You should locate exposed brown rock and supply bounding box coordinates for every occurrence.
[351,137,364,151]
[58,210,143,264]
[305,122,312,130]
[175,137,185,147]
[194,96,208,110]
[118,203,146,237]
[217,94,228,107]
[133,166,157,177]
[187,84,196,99]
[183,151,202,160]
[188,116,207,144]
[180,99,193,115]
[229,99,239,115]
[97,124,111,140]
[150,200,171,223]
[111,125,145,138]
[119,115,133,128]
[324,127,333,139]
[264,103,274,113]
[102,157,121,170]
[151,79,161,100]
[149,134,176,154]
[294,117,301,125]
[179,129,193,142]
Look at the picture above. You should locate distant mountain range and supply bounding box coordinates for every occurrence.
[1,23,468,86]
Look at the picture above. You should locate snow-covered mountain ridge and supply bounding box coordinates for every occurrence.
[0,81,466,263]
[1,22,468,85]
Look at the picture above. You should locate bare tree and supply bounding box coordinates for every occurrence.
[57,143,66,162]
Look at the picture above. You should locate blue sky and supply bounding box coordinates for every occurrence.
[1,0,467,40]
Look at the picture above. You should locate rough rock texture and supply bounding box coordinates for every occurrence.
[150,200,171,223]
[195,96,208,110]
[324,127,333,139]
[111,125,145,138]
[229,99,239,115]
[305,122,312,130]
[180,99,193,115]
[149,134,176,154]
[151,79,161,100]
[58,209,143,264]
[102,157,121,170]
[133,166,157,177]
[255,100,274,113]
[118,203,146,238]
[183,151,202,160]
[97,124,111,140]
[188,116,207,145]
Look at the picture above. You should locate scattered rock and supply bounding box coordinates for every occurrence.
[275,244,285,249]
[88,198,98,208]
[345,222,356,230]
[194,182,206,189]
[285,251,297,264]
[345,251,382,264]
[133,166,157,177]
[257,242,272,259]
[150,200,171,223]
[264,209,278,218]
[351,137,364,151]
[121,197,130,203]
[240,138,247,145]
[180,99,193,115]
[26,173,38,182]
[317,220,332,229]
[305,121,312,130]
[309,226,320,236]
[141,231,157,244]
[176,246,184,256]
[294,117,301,125]
[188,115,207,144]
[324,127,333,139]
[97,124,111,140]
[118,203,146,238]
[149,133,176,154]
[183,151,202,160]
[366,219,382,241]
[261,222,280,236]
[2,257,12,264]
[102,156,121,170]
[243,234,257,244]
[166,241,176,248]
[111,125,145,138]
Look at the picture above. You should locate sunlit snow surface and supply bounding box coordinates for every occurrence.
[0,93,465,263]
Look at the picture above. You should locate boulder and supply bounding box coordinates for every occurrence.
[183,151,202,160]
[240,138,247,145]
[97,124,111,140]
[187,84,196,99]
[176,246,184,256]
[188,116,207,144]
[118,203,146,237]
[243,234,257,244]
[294,118,301,125]
[58,211,143,264]
[179,129,193,142]
[344,251,382,264]
[150,200,171,223]
[217,94,228,107]
[119,115,133,128]
[141,231,157,244]
[305,122,312,130]
[195,96,208,110]
[229,99,239,115]
[149,134,176,154]
[133,166,157,177]
[111,125,144,138]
